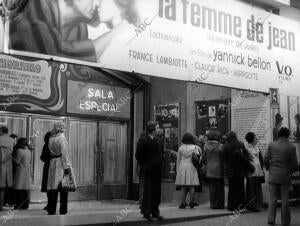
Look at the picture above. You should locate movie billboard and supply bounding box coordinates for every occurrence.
[4,0,300,95]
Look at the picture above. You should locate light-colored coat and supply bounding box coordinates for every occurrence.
[0,135,14,188]
[47,133,72,190]
[264,137,298,185]
[245,143,264,178]
[175,144,200,186]
[13,147,31,190]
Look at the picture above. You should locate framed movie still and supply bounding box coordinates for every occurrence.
[154,103,180,181]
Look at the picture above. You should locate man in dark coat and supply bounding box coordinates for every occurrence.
[223,131,254,211]
[264,127,298,226]
[135,121,163,221]
[0,126,15,211]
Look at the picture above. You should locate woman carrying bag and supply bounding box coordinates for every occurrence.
[175,133,201,209]
[47,122,76,215]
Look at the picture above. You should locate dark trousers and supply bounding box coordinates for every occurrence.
[47,190,68,215]
[268,183,291,225]
[246,177,263,211]
[0,188,5,210]
[14,190,29,209]
[208,178,225,209]
[4,187,14,206]
[141,169,162,217]
[228,177,245,211]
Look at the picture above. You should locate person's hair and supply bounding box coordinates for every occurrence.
[114,0,140,25]
[295,114,300,123]
[181,133,195,145]
[225,131,238,143]
[44,131,52,144]
[245,132,256,144]
[207,131,221,141]
[275,113,283,126]
[1,126,8,134]
[146,121,157,134]
[15,137,29,149]
[278,127,290,138]
[51,122,65,135]
[9,133,18,139]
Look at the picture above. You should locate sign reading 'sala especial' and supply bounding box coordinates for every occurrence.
[67,81,131,119]
[7,0,300,96]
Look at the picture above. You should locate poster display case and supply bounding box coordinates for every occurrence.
[154,103,180,181]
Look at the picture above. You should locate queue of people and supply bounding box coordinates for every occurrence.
[1,118,298,226]
[0,122,74,215]
[135,120,298,225]
[0,126,31,210]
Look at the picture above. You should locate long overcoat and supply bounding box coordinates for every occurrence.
[13,147,31,190]
[0,135,14,188]
[47,133,73,190]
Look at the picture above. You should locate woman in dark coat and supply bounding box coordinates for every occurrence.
[40,131,52,210]
[3,134,18,207]
[223,131,254,211]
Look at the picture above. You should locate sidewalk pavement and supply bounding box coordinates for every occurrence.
[0,200,252,226]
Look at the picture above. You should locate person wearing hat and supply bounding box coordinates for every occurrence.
[135,121,164,221]
[47,122,73,215]
[273,113,283,141]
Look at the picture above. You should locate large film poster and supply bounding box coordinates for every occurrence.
[154,103,180,181]
[5,0,300,96]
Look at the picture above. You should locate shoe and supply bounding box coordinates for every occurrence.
[152,215,164,221]
[189,203,195,209]
[59,210,68,215]
[267,222,275,225]
[143,215,153,221]
[48,212,56,215]
[179,203,186,209]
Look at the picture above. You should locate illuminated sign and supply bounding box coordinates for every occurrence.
[67,81,130,119]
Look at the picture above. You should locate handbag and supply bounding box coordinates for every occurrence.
[192,152,201,169]
[60,170,76,192]
[256,174,265,184]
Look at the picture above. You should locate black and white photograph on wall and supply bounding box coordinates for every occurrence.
[209,117,218,128]
[196,104,208,119]
[208,106,216,117]
[218,104,227,118]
